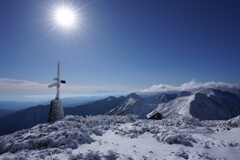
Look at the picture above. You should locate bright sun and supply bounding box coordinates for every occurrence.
[53,6,77,29]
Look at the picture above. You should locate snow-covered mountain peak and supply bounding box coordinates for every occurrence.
[153,94,195,118]
[107,93,158,118]
[126,93,142,100]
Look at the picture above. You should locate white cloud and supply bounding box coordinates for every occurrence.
[141,80,240,93]
[0,78,133,96]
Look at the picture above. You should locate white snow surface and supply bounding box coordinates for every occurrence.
[0,115,240,160]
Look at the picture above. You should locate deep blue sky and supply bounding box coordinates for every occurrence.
[0,0,240,98]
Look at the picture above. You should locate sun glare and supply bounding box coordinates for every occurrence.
[54,6,76,28]
[50,3,81,33]
[53,6,77,29]
[45,1,85,36]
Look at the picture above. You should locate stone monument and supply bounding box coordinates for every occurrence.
[48,61,66,122]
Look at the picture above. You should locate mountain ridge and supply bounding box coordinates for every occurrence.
[150,89,240,120]
[1,89,240,136]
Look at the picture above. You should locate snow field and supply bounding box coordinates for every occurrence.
[0,115,240,160]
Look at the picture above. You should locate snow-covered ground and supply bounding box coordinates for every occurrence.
[0,115,240,160]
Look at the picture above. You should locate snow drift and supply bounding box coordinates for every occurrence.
[0,115,240,160]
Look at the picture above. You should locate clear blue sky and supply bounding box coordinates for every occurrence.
[0,0,240,99]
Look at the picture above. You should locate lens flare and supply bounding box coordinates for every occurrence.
[53,6,77,29]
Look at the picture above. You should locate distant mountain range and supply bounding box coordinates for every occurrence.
[0,96,103,110]
[108,89,240,120]
[0,101,40,110]
[0,88,240,136]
